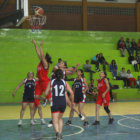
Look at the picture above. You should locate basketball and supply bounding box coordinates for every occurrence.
[34,7,44,16]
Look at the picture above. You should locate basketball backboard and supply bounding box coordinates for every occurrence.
[16,0,29,26]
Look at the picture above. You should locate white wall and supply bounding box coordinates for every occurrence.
[57,0,137,3]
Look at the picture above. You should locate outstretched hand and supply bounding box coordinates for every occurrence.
[76,63,80,67]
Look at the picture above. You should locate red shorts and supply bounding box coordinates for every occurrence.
[34,80,51,106]
[35,81,49,95]
[96,94,110,106]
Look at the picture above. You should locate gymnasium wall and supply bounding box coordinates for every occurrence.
[57,0,137,3]
[0,0,140,32]
[0,29,140,103]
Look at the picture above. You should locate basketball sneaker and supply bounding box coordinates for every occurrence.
[79,114,85,121]
[41,119,46,125]
[42,99,48,107]
[65,120,72,125]
[83,121,89,126]
[92,120,100,125]
[48,120,53,127]
[30,120,35,125]
[18,120,22,126]
[108,118,114,124]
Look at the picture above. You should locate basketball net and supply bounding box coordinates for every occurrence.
[29,15,46,32]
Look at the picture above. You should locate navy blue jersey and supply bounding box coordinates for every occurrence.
[51,79,66,106]
[23,79,35,95]
[73,78,85,94]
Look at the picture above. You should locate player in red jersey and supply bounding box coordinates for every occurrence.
[93,71,114,125]
[32,40,52,124]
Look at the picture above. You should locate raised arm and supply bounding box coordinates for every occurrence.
[12,80,25,97]
[32,40,41,59]
[65,63,80,75]
[40,40,49,70]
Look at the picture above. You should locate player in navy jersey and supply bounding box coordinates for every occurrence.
[65,69,89,126]
[46,61,84,128]
[12,72,37,126]
[44,69,74,140]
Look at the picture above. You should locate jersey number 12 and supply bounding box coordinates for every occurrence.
[54,85,64,97]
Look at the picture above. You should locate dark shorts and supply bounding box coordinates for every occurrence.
[51,105,66,113]
[74,93,86,104]
[23,93,34,103]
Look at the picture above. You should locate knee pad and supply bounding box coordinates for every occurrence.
[104,106,110,114]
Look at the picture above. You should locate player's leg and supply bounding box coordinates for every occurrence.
[66,94,82,118]
[65,104,77,125]
[29,103,35,125]
[52,112,60,138]
[93,104,101,125]
[104,98,114,124]
[34,83,46,124]
[78,103,88,126]
[18,102,27,126]
[58,113,64,139]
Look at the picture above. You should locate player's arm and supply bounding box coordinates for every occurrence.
[32,40,41,59]
[40,40,49,70]
[66,82,74,106]
[12,80,25,97]
[35,77,39,81]
[102,78,110,98]
[44,82,51,97]
[83,78,88,93]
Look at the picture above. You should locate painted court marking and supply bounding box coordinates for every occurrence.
[31,124,84,140]
[117,114,140,130]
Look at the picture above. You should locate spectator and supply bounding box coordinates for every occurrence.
[125,38,132,56]
[98,53,108,71]
[128,53,138,72]
[110,60,117,80]
[131,38,137,55]
[83,60,95,80]
[127,70,136,87]
[91,54,100,71]
[136,53,140,71]
[120,68,130,88]
[136,76,140,93]
[137,39,140,53]
[87,79,94,95]
[117,37,127,57]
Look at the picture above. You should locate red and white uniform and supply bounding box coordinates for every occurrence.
[96,78,110,106]
[35,62,51,106]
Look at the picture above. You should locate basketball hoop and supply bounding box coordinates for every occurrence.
[29,15,46,32]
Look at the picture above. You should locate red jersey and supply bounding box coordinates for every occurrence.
[37,62,49,82]
[97,78,110,96]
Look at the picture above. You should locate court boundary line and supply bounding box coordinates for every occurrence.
[114,113,140,130]
[31,124,84,140]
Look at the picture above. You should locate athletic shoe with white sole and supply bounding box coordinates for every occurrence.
[33,119,37,123]
[48,120,53,127]
[18,120,22,126]
[42,99,48,107]
[41,119,46,125]
[79,114,85,121]
[30,120,35,125]
[65,120,72,125]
